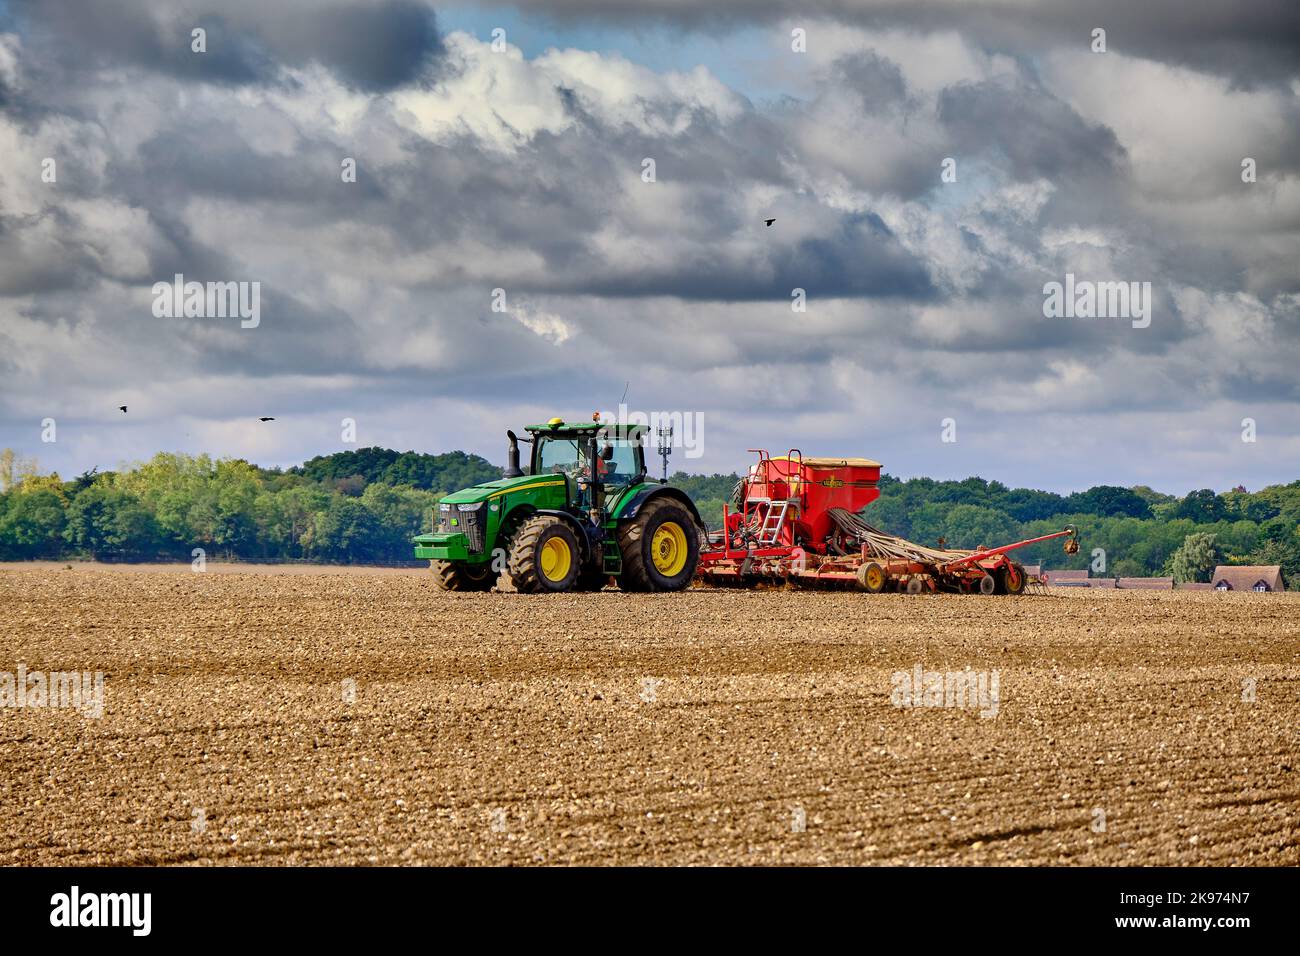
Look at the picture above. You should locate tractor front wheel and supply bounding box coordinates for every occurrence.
[507,515,582,593]
[430,559,496,592]
[617,499,701,592]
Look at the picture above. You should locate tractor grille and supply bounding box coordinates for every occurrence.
[438,502,487,553]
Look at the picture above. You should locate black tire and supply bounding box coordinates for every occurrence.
[978,573,997,595]
[998,562,1027,596]
[617,498,701,592]
[507,514,581,593]
[905,576,925,595]
[430,559,496,592]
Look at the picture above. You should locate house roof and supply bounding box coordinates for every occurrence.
[1179,582,1214,591]
[1044,569,1089,583]
[1116,577,1174,589]
[1211,565,1285,591]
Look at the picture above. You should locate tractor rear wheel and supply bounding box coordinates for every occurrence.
[430,559,496,592]
[617,499,700,592]
[507,515,582,593]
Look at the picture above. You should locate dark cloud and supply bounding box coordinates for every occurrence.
[0,212,102,296]
[831,51,909,111]
[259,3,444,91]
[473,0,1300,86]
[6,0,443,91]
[938,79,1125,182]
[571,213,936,301]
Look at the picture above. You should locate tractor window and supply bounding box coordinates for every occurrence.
[598,439,640,487]
[535,436,642,485]
[536,438,581,476]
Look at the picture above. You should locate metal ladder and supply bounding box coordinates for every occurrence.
[757,500,792,545]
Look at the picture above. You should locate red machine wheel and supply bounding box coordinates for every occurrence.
[999,563,1027,596]
[856,562,887,594]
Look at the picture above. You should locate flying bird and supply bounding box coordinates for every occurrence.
[258,417,275,422]
[764,218,775,227]
[118,405,127,413]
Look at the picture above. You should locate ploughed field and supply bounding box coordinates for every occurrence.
[1,564,1297,866]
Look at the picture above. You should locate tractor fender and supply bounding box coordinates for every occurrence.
[616,487,703,528]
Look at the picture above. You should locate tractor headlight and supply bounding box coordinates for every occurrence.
[457,503,479,511]
[438,503,451,512]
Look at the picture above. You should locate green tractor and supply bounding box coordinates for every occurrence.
[413,417,704,593]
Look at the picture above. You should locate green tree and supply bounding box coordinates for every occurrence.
[296,448,500,493]
[1172,489,1226,523]
[999,486,1069,522]
[0,487,67,557]
[1167,532,1222,583]
[314,498,384,562]
[904,502,951,547]
[63,485,160,559]
[1249,519,1300,589]
[1130,485,1176,506]
[938,504,1020,550]
[272,485,332,558]
[1110,558,1147,578]
[360,483,440,560]
[1063,485,1152,519]
[671,471,742,530]
[860,495,916,538]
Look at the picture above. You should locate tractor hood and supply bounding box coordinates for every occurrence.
[438,473,563,505]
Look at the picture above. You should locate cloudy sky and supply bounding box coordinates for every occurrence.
[0,0,1297,493]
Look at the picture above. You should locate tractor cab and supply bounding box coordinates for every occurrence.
[526,418,646,509]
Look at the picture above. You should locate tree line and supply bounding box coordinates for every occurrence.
[0,448,498,565]
[0,447,1296,585]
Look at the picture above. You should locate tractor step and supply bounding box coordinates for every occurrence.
[601,539,622,575]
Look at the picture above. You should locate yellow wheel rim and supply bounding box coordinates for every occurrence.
[540,536,572,582]
[866,565,884,590]
[651,522,689,576]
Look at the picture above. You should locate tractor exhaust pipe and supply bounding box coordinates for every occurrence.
[503,430,524,479]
